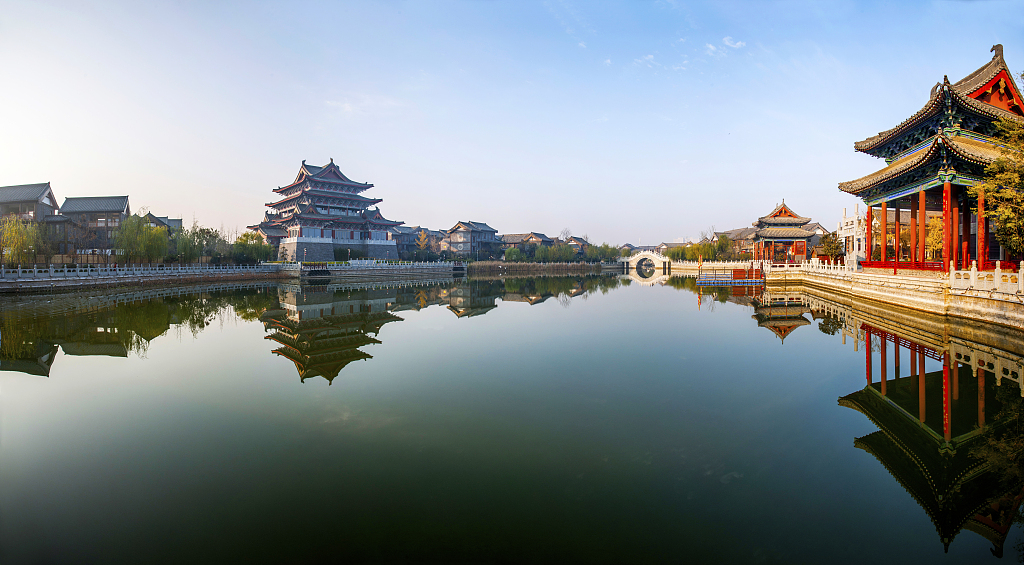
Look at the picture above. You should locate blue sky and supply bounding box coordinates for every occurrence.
[2,0,1023,244]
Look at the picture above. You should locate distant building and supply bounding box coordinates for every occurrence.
[564,236,589,253]
[655,242,688,255]
[249,159,402,261]
[837,205,868,262]
[714,227,758,256]
[390,225,443,257]
[440,221,500,257]
[60,196,131,250]
[752,201,817,262]
[143,213,183,232]
[500,232,553,249]
[0,182,60,220]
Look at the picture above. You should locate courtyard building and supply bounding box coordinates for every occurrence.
[752,201,819,262]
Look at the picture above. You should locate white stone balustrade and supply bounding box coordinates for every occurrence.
[949,260,1024,295]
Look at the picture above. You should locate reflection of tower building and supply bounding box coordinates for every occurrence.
[841,323,1024,556]
[262,286,403,384]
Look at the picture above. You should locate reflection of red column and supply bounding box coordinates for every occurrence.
[919,350,926,423]
[865,329,872,385]
[880,335,887,396]
[953,361,959,401]
[943,352,951,442]
[978,367,986,429]
[894,341,901,378]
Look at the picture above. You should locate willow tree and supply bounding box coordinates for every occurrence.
[968,81,1024,256]
[114,215,169,262]
[0,216,40,266]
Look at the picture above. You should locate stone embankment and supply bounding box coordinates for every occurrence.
[765,259,1024,331]
[467,261,618,275]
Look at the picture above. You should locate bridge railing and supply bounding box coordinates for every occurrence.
[292,260,457,271]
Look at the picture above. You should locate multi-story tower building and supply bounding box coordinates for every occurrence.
[250,159,402,261]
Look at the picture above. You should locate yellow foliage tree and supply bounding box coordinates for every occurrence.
[415,230,429,251]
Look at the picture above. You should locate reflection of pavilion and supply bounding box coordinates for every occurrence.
[751,293,811,343]
[261,287,403,384]
[776,284,1024,556]
[840,325,1021,555]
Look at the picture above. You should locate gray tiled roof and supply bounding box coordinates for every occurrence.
[454,221,497,233]
[61,196,129,214]
[0,182,51,204]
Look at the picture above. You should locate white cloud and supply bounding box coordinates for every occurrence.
[604,58,612,66]
[579,41,586,48]
[634,54,660,68]
[723,36,746,49]
[705,43,717,56]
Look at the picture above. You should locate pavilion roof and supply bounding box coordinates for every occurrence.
[756,202,811,225]
[854,46,1024,154]
[274,159,373,193]
[755,227,816,239]
[839,134,1002,195]
[266,190,381,208]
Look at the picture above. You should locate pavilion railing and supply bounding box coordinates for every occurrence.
[860,260,944,272]
[950,261,1024,295]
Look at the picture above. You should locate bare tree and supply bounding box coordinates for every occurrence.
[559,227,572,241]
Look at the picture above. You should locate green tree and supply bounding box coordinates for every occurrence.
[0,216,40,266]
[114,214,169,262]
[233,232,272,263]
[504,247,523,262]
[819,231,844,261]
[968,107,1024,256]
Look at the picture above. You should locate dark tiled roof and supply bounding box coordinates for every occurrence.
[0,182,51,204]
[452,221,497,233]
[61,196,129,214]
[756,202,810,225]
[656,242,688,248]
[839,135,1001,194]
[756,227,816,238]
[717,227,758,240]
[42,214,72,223]
[501,233,528,244]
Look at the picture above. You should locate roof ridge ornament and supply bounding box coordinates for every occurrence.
[992,44,1003,60]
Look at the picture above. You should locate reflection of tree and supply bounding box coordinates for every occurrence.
[971,386,1024,560]
[817,313,843,335]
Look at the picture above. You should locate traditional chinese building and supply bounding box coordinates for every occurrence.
[840,45,1024,271]
[752,201,817,262]
[249,159,402,261]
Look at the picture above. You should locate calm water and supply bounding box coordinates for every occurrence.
[1,275,1022,564]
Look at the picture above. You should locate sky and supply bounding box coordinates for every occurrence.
[2,0,1024,245]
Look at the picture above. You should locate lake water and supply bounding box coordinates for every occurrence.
[1,275,1022,564]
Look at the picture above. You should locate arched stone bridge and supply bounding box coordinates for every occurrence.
[624,250,673,279]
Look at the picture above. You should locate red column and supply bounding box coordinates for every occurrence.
[918,190,927,262]
[978,190,987,269]
[951,187,959,271]
[880,335,887,396]
[919,349,926,423]
[943,180,951,271]
[910,196,918,262]
[894,202,901,263]
[880,201,888,262]
[865,329,872,385]
[942,352,951,442]
[978,367,986,429]
[866,207,873,261]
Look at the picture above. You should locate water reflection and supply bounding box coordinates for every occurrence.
[753,283,1024,556]
[0,275,626,382]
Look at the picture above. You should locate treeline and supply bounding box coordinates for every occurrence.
[0,213,275,266]
[663,236,733,262]
[504,242,621,263]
